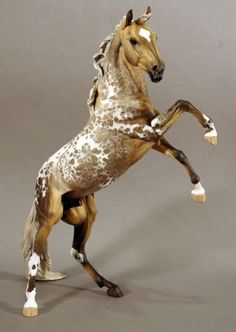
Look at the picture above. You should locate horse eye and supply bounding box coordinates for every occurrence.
[130,38,138,45]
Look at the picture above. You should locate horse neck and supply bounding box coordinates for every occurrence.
[97,37,149,105]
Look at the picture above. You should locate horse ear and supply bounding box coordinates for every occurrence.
[146,6,152,15]
[135,6,152,24]
[124,9,133,28]
[121,9,133,29]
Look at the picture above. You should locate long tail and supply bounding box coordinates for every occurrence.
[20,201,51,278]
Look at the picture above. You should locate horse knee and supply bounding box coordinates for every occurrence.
[175,99,191,111]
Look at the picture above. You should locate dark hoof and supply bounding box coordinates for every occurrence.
[107,286,124,298]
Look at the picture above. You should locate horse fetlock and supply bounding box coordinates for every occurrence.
[175,99,191,110]
[25,288,37,307]
[23,288,39,317]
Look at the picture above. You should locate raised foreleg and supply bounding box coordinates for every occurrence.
[153,138,206,202]
[62,194,124,298]
[151,100,217,145]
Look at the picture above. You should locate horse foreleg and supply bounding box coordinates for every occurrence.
[153,138,206,203]
[151,100,217,145]
[62,194,124,298]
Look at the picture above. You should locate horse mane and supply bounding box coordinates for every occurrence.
[87,23,120,113]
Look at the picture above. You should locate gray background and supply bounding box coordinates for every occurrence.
[0,0,235,331]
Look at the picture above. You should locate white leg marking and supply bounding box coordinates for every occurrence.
[23,252,40,311]
[191,182,205,196]
[204,123,217,138]
[191,182,207,203]
[24,288,38,309]
[151,117,161,128]
[28,252,40,276]
[203,114,217,140]
[70,248,84,263]
[151,116,164,136]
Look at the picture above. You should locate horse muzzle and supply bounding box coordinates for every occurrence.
[148,66,165,83]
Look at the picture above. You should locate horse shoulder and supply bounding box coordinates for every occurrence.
[126,138,154,165]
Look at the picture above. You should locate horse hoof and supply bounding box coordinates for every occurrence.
[107,286,124,298]
[204,124,217,146]
[191,182,207,203]
[191,192,207,203]
[22,307,38,317]
[205,134,217,146]
[36,270,67,281]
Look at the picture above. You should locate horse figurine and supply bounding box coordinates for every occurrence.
[21,7,217,317]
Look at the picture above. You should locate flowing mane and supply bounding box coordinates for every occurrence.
[87,23,120,113]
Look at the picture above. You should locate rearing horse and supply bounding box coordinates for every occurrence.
[21,7,217,317]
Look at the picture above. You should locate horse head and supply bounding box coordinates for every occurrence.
[118,6,165,82]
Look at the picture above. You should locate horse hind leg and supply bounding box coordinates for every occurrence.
[35,241,66,281]
[62,194,124,298]
[22,188,64,317]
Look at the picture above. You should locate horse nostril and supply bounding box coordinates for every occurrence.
[152,65,158,72]
[158,69,164,76]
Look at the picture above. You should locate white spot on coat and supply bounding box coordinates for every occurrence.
[28,253,40,277]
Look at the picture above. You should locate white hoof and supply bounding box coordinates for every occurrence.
[191,182,207,203]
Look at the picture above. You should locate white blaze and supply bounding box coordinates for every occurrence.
[139,28,151,42]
